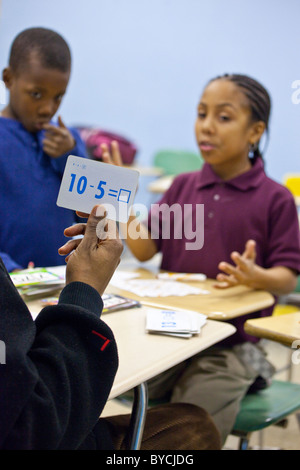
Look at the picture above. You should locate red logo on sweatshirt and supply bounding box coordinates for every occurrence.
[91,330,110,351]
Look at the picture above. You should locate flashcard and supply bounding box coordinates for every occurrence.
[145,308,207,338]
[57,155,139,222]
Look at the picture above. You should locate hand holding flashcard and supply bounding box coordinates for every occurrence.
[57,155,139,222]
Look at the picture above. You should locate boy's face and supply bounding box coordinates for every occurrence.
[3,54,70,133]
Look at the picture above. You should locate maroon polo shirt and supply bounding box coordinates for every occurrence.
[147,158,300,345]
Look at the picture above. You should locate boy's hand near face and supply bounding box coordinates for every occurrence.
[43,116,75,158]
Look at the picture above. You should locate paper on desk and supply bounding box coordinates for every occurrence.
[157,272,207,282]
[109,278,209,297]
[109,270,140,284]
[146,308,207,338]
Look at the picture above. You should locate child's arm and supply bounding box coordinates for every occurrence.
[0,251,22,272]
[119,212,158,261]
[42,116,76,158]
[215,239,298,295]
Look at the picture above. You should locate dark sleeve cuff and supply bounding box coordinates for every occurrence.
[58,282,104,318]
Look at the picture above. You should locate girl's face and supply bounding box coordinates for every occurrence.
[195,79,264,180]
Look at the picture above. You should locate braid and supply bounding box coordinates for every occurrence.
[209,74,271,161]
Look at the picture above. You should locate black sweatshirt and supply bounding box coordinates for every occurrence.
[0,258,119,449]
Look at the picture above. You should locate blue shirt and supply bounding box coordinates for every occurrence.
[0,117,87,272]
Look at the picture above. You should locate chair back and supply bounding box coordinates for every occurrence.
[283,174,300,197]
[233,380,300,434]
[153,149,203,176]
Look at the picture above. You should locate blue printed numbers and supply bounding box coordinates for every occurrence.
[77,176,87,194]
[69,173,77,192]
[67,172,132,207]
[68,173,106,200]
[69,173,87,194]
[95,180,107,199]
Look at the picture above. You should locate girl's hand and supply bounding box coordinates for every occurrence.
[101,140,123,166]
[100,140,139,194]
[214,239,257,289]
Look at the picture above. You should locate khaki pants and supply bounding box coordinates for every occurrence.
[145,346,260,445]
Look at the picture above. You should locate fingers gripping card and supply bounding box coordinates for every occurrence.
[57,155,139,222]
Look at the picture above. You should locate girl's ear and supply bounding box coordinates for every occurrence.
[2,67,14,89]
[249,121,266,146]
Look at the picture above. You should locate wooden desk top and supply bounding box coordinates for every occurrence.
[147,175,174,193]
[107,267,275,321]
[102,306,236,399]
[124,165,164,177]
[244,311,300,347]
[27,300,236,399]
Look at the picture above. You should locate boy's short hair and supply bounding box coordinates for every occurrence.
[9,27,71,74]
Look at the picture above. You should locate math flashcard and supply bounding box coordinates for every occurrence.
[56,155,139,222]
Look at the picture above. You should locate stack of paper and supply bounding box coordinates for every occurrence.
[145,308,207,338]
[10,267,66,298]
[35,293,141,315]
[157,272,207,282]
[101,294,141,313]
[109,277,209,297]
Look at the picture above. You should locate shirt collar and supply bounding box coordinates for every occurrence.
[196,158,266,191]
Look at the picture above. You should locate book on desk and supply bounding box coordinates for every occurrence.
[38,293,141,314]
[9,267,141,314]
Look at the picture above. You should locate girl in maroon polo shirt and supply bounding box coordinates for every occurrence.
[86,74,300,446]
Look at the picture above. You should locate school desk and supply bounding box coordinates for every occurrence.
[147,175,174,193]
[106,265,275,321]
[126,165,163,177]
[244,311,300,347]
[27,299,235,449]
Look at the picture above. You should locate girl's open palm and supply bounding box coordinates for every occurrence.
[101,141,123,166]
[215,240,257,289]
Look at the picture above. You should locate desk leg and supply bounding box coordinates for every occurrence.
[126,382,148,450]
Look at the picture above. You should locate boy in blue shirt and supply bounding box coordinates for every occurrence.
[0,27,87,272]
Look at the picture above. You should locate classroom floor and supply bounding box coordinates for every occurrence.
[103,338,300,451]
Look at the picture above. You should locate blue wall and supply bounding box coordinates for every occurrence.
[1,0,299,205]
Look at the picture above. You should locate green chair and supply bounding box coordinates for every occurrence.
[231,380,300,450]
[153,149,203,176]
